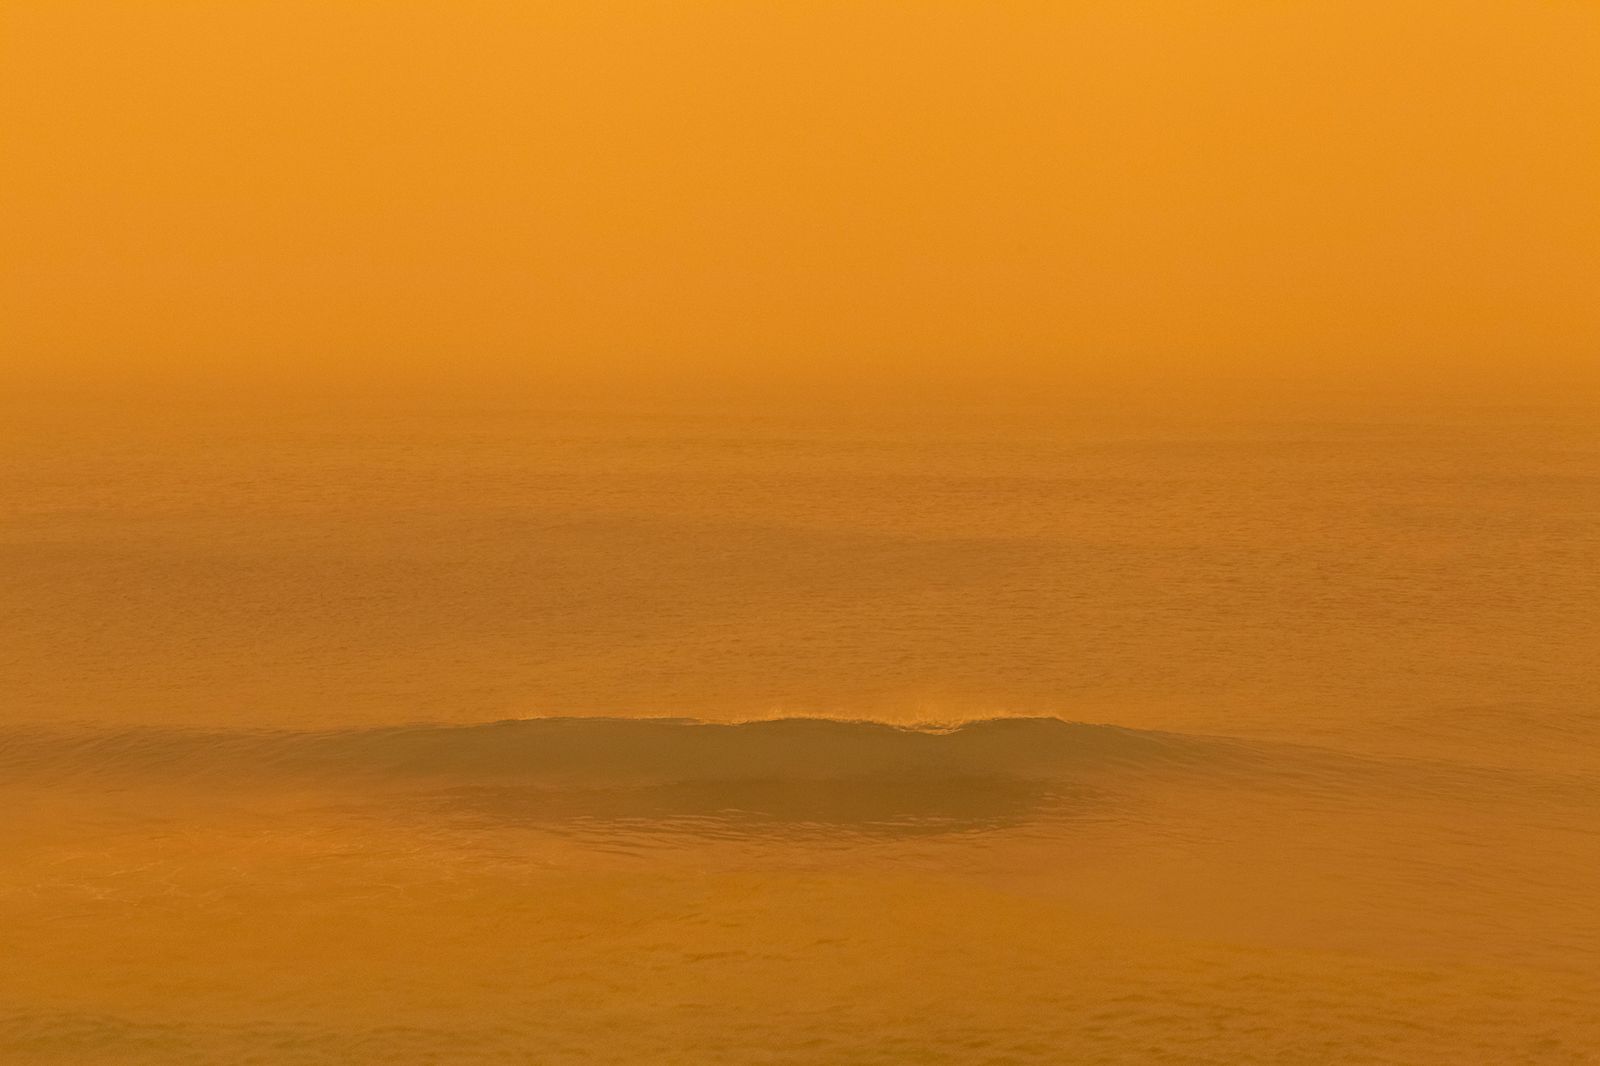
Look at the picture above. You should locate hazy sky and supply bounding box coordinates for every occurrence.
[4,1,1596,405]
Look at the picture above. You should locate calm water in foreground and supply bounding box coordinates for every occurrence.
[2,400,1597,1063]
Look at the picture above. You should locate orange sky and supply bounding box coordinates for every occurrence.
[3,1,1597,406]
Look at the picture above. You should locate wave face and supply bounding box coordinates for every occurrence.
[1,716,1234,785]
[11,715,1558,835]
[1,716,1248,834]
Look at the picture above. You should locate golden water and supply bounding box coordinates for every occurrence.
[3,400,1597,1063]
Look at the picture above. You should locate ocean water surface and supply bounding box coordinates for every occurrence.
[2,400,1596,1063]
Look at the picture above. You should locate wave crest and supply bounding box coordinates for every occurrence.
[2,716,1227,787]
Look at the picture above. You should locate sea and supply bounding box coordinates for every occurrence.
[2,396,1596,1063]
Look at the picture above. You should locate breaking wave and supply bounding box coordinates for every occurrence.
[0,716,1241,788]
[2,715,1570,835]
[5,716,1271,835]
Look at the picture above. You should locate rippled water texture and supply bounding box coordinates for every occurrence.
[2,402,1597,1063]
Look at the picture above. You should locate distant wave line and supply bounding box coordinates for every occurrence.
[0,715,1240,786]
